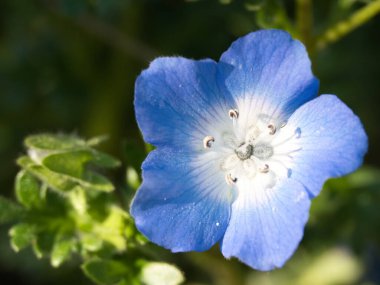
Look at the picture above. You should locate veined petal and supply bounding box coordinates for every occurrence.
[218,29,319,130]
[221,179,310,270]
[135,57,233,150]
[131,148,233,252]
[285,94,368,197]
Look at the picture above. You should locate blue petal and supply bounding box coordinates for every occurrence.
[221,179,310,270]
[286,94,368,197]
[135,57,234,149]
[131,148,233,252]
[219,29,319,122]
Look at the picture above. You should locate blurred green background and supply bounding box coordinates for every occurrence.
[0,0,380,284]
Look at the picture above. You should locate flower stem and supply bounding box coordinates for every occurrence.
[296,0,314,52]
[316,0,380,51]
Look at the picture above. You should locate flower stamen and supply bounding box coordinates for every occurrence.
[228,109,239,119]
[258,164,269,173]
[203,136,215,149]
[268,124,276,135]
[225,173,237,185]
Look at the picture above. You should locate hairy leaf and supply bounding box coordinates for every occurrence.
[82,259,131,285]
[15,170,45,209]
[9,223,36,252]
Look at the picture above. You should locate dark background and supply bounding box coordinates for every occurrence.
[0,0,379,284]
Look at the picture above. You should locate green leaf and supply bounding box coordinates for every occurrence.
[0,196,24,224]
[140,262,185,285]
[19,155,114,193]
[126,166,140,191]
[9,223,36,252]
[25,133,86,151]
[81,234,103,252]
[51,236,76,268]
[86,135,109,147]
[17,156,114,192]
[68,186,87,214]
[33,230,57,258]
[80,171,115,192]
[92,150,121,168]
[26,134,120,170]
[15,170,44,209]
[42,150,93,179]
[82,259,130,285]
[17,156,76,192]
[21,150,114,192]
[95,206,128,251]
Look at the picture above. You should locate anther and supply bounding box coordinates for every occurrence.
[259,164,269,173]
[228,109,239,119]
[268,124,276,135]
[225,173,237,185]
[203,136,215,149]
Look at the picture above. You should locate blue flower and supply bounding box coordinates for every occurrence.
[131,29,368,270]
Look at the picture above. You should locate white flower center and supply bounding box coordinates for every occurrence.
[203,108,302,189]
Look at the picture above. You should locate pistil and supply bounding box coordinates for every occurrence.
[235,143,253,160]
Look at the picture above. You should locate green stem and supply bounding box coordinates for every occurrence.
[296,0,314,53]
[316,0,380,51]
